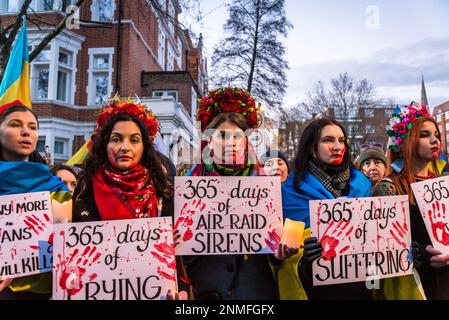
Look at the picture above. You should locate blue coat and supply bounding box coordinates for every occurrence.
[281,167,372,228]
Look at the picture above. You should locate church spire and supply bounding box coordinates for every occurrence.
[421,74,429,106]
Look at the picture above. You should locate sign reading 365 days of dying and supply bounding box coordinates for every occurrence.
[309,195,413,286]
[0,191,53,280]
[174,176,283,255]
[52,218,176,300]
[411,175,449,255]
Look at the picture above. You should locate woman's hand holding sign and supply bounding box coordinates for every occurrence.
[426,245,449,268]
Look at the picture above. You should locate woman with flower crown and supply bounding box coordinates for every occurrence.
[175,87,296,300]
[71,98,182,299]
[72,98,172,222]
[372,101,449,299]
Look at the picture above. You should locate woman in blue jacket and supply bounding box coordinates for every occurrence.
[0,104,69,300]
[281,118,372,299]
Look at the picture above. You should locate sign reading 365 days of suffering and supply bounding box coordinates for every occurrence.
[174,176,283,255]
[52,218,176,300]
[411,175,449,255]
[309,195,413,286]
[0,191,53,280]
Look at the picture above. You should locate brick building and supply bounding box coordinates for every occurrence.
[0,0,207,164]
[323,104,395,158]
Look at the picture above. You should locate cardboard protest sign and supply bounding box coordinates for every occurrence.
[411,175,449,255]
[52,217,176,300]
[174,176,283,255]
[309,195,413,286]
[0,191,53,280]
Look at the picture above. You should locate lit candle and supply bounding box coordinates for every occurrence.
[281,218,305,249]
[51,199,73,223]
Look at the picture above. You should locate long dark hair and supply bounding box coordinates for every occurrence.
[78,113,173,199]
[0,104,45,164]
[293,118,352,192]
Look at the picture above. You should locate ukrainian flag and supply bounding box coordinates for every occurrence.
[0,16,31,113]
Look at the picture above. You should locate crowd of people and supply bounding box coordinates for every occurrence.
[0,87,447,300]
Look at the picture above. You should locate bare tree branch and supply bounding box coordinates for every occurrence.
[29,0,85,62]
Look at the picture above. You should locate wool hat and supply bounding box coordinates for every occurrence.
[261,149,290,171]
[357,147,387,168]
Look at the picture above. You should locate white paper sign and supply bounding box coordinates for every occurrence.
[310,195,413,286]
[52,218,176,300]
[0,191,53,280]
[174,176,283,255]
[411,175,449,255]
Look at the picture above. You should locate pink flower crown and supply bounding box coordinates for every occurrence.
[96,97,159,140]
[386,101,431,151]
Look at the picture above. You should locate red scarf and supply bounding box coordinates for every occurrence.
[92,164,159,220]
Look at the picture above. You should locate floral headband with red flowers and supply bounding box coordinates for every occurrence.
[386,101,431,151]
[196,87,262,132]
[96,97,159,140]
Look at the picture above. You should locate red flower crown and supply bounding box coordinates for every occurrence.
[196,87,262,131]
[96,97,159,140]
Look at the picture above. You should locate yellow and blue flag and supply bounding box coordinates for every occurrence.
[0,16,31,114]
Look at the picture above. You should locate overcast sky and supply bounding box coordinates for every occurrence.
[186,0,449,110]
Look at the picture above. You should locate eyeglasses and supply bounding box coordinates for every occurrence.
[359,142,385,152]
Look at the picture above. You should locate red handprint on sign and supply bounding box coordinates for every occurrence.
[264,229,281,252]
[151,243,176,282]
[57,246,101,297]
[389,221,408,248]
[320,219,352,261]
[23,213,50,235]
[174,199,206,242]
[427,201,449,246]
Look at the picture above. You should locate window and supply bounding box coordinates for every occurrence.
[445,111,449,119]
[176,37,182,69]
[191,88,197,118]
[153,91,178,101]
[94,55,109,69]
[3,0,22,13]
[168,0,175,34]
[365,109,374,117]
[28,0,75,11]
[91,0,115,22]
[366,125,375,134]
[36,137,46,153]
[31,47,51,100]
[34,66,50,99]
[446,123,449,131]
[94,75,109,105]
[88,48,114,106]
[347,125,359,136]
[385,109,394,118]
[158,28,166,68]
[446,134,449,142]
[56,50,73,103]
[167,47,174,71]
[57,70,68,101]
[157,0,166,11]
[54,139,67,155]
[437,114,442,122]
[333,108,358,119]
